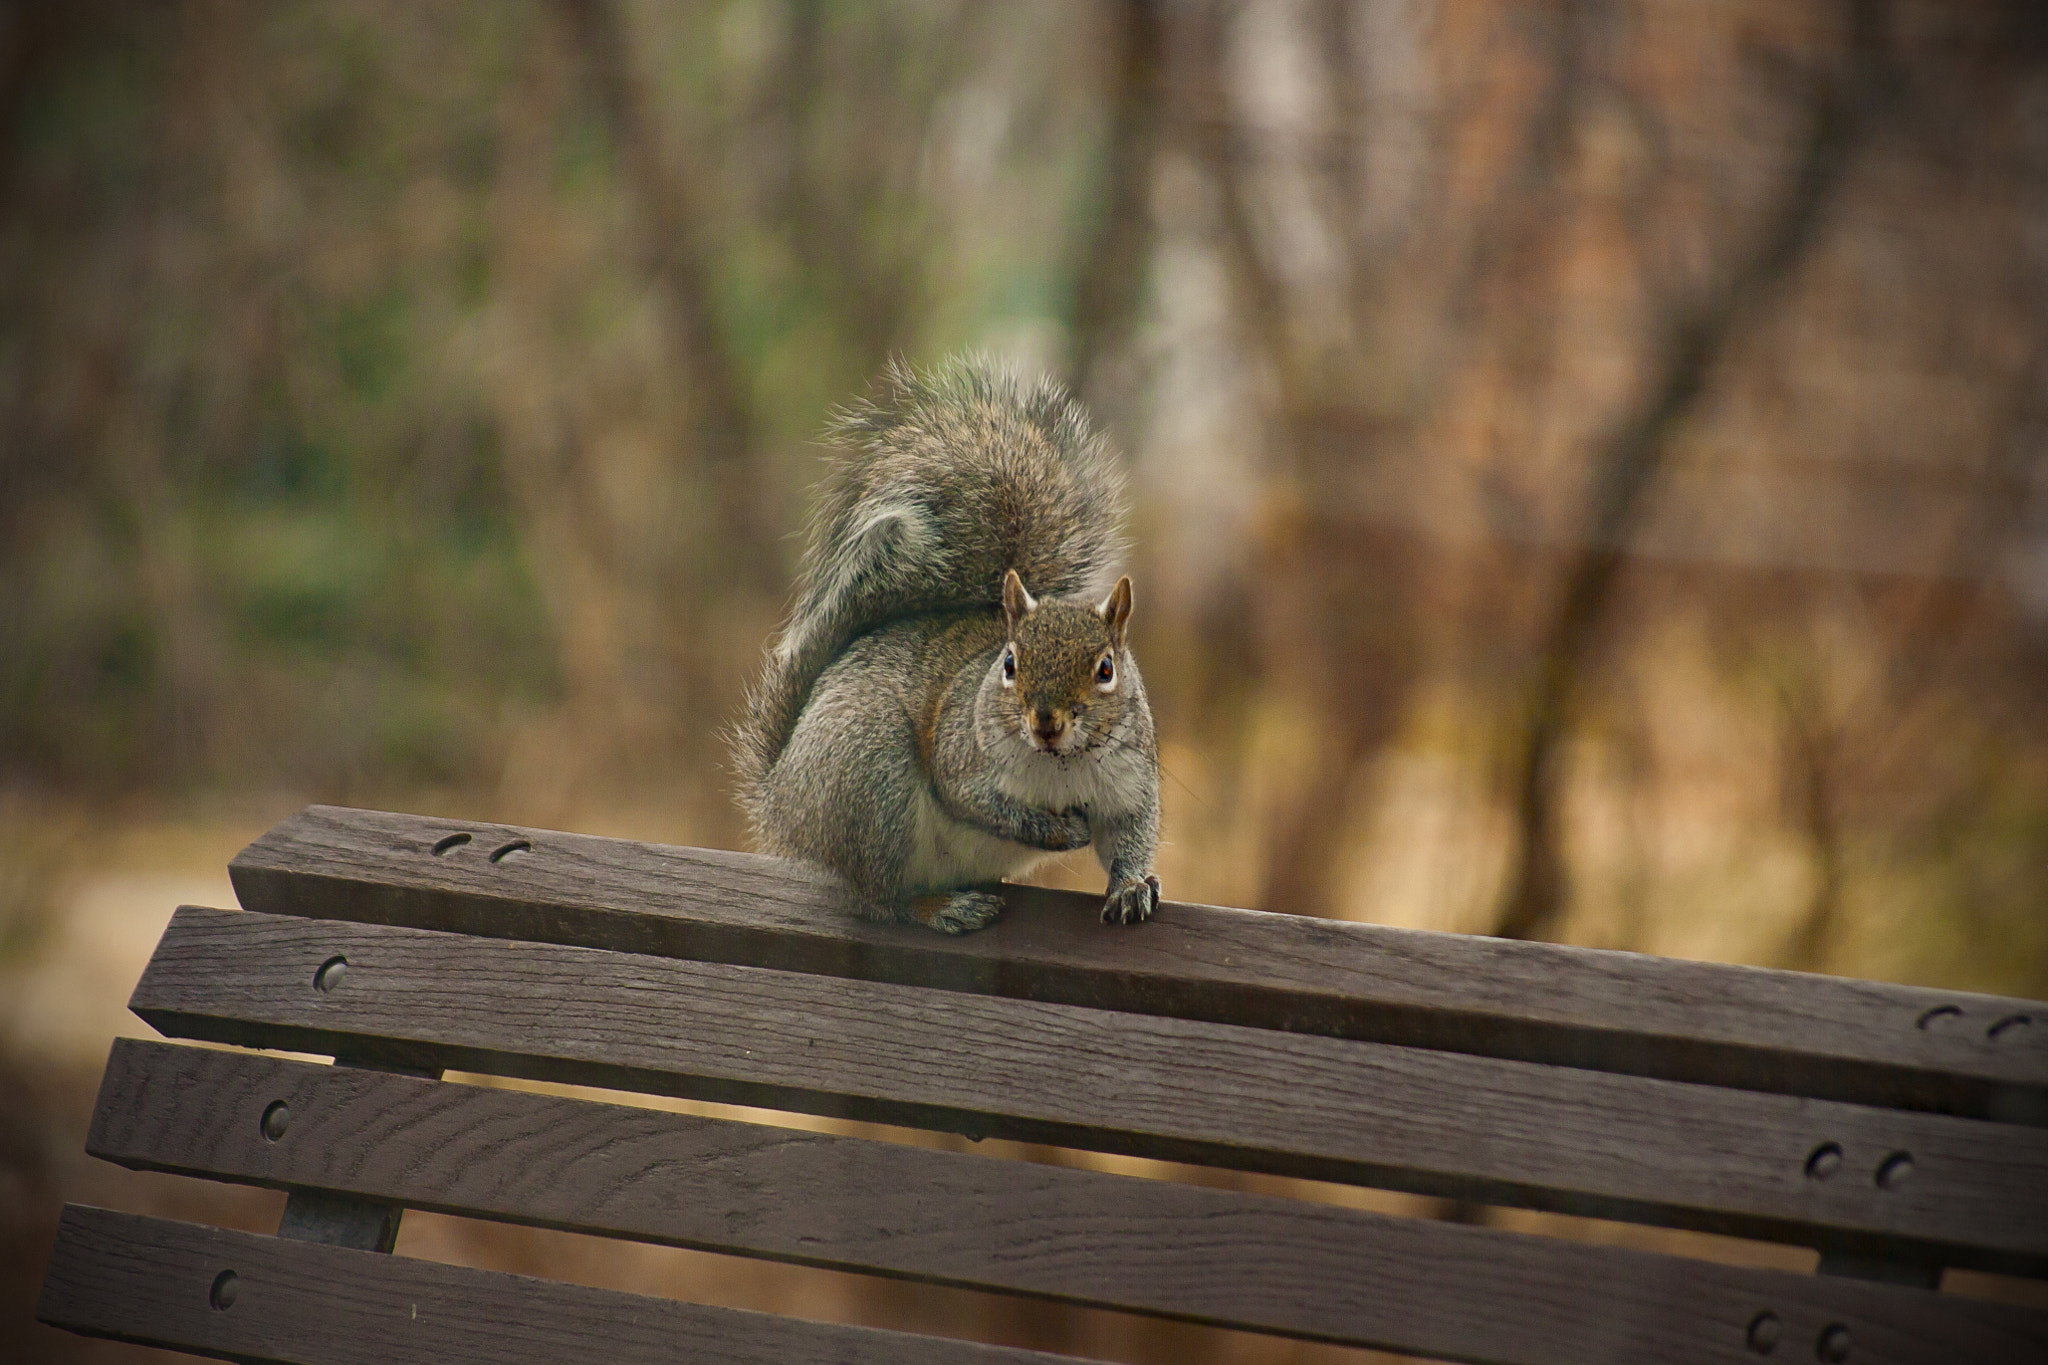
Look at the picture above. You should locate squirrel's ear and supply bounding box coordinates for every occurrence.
[1002,569,1037,633]
[1097,576,1133,648]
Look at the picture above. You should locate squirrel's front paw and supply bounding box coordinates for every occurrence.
[1100,873,1160,926]
[1041,807,1093,851]
[909,889,1004,935]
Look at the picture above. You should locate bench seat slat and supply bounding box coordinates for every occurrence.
[84,1039,2048,1365]
[228,805,2048,1123]
[130,909,2048,1274]
[35,1206,1083,1365]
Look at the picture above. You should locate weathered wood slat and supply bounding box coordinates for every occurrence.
[273,1053,437,1254]
[82,1038,2048,1365]
[228,805,2048,1123]
[34,1206,1084,1365]
[129,908,2048,1274]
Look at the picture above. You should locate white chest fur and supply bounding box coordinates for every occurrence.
[989,738,1150,818]
[903,788,1053,890]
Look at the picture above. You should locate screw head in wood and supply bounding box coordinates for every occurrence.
[1914,1004,1961,1032]
[1816,1323,1851,1362]
[1875,1152,1912,1189]
[430,832,472,856]
[315,956,348,992]
[1804,1142,1842,1181]
[1988,1013,2033,1042]
[1745,1310,1781,1354]
[261,1101,290,1141]
[209,1269,238,1310]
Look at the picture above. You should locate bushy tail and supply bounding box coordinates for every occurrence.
[730,355,1128,818]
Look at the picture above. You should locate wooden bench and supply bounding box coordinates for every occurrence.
[36,803,2048,1364]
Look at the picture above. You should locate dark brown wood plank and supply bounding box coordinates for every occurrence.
[272,1048,439,1253]
[128,908,2048,1275]
[81,1039,2048,1365]
[228,805,2048,1124]
[34,1205,1083,1365]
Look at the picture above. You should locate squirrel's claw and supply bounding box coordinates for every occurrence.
[1100,873,1159,926]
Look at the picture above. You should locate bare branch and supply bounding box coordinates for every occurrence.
[1492,0,1903,942]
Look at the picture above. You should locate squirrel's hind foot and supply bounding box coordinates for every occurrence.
[1101,873,1160,926]
[907,889,1005,935]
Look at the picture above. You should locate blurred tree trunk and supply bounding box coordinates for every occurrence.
[486,17,631,812]
[1777,666,1844,971]
[775,3,899,370]
[1183,2,1422,919]
[1491,0,1900,943]
[1770,337,2048,971]
[770,2,973,374]
[555,0,773,591]
[1176,0,1618,921]
[1064,0,1165,406]
[0,0,67,211]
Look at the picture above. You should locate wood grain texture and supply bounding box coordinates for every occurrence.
[35,1206,1084,1365]
[129,908,2048,1274]
[228,805,2048,1123]
[271,1044,441,1251]
[82,1039,2048,1365]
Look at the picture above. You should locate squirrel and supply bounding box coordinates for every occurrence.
[729,355,1161,935]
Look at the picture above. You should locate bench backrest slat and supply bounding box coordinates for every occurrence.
[37,1206,1081,1365]
[229,806,2048,1122]
[84,1037,2048,1365]
[131,907,2048,1275]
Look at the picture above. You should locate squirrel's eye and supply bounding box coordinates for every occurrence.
[1002,649,1016,681]
[1096,656,1115,685]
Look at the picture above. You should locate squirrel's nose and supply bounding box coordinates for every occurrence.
[1030,709,1064,742]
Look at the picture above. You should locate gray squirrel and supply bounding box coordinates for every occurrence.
[729,355,1161,934]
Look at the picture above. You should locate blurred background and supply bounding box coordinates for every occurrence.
[4,1,2047,1361]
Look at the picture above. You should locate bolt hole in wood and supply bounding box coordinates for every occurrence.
[489,839,532,863]
[313,956,347,993]
[260,1101,290,1142]
[1804,1142,1842,1180]
[429,832,471,856]
[1988,1012,2033,1041]
[1874,1151,1913,1189]
[1816,1322,1852,1362]
[208,1269,237,1311]
[1745,1309,1782,1354]
[1915,1004,1962,1031]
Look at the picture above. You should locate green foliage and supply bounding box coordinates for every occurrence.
[0,0,1098,796]
[0,2,565,791]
